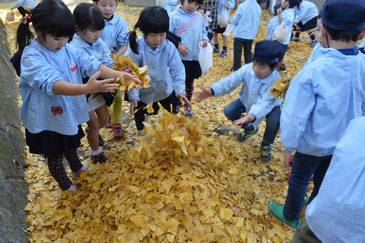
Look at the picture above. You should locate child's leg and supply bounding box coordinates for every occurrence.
[233,39,243,71]
[262,106,281,146]
[160,92,180,114]
[223,98,246,121]
[63,148,83,172]
[213,31,220,52]
[134,101,148,131]
[47,154,73,191]
[86,111,100,151]
[308,156,332,204]
[220,34,228,57]
[242,40,253,64]
[95,104,110,129]
[111,91,123,125]
[307,30,316,41]
[185,79,194,102]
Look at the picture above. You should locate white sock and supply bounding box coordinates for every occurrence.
[89,146,103,156]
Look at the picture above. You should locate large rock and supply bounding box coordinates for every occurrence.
[0,19,28,243]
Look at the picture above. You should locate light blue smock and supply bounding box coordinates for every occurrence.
[127,37,186,104]
[19,39,101,135]
[217,0,235,22]
[305,116,365,243]
[165,0,177,14]
[211,63,281,128]
[267,8,296,45]
[12,0,35,9]
[294,0,318,25]
[230,0,262,40]
[169,7,208,61]
[281,48,365,156]
[101,13,129,54]
[69,34,114,67]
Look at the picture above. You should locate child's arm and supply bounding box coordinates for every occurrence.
[11,0,24,10]
[166,0,177,6]
[229,4,243,25]
[115,19,129,58]
[115,45,128,58]
[225,0,235,10]
[200,16,209,47]
[100,41,115,67]
[277,7,284,24]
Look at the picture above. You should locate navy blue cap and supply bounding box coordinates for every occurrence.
[322,0,365,30]
[253,40,286,65]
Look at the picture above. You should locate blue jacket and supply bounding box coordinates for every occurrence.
[127,37,186,104]
[230,0,262,40]
[211,63,281,128]
[101,14,129,54]
[70,34,114,67]
[267,8,296,45]
[19,39,101,135]
[294,0,318,25]
[165,0,177,14]
[281,48,365,156]
[306,117,365,243]
[169,7,208,61]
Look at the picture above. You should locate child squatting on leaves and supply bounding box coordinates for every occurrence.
[195,40,286,162]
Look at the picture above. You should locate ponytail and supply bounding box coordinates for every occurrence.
[128,26,139,54]
[16,15,34,54]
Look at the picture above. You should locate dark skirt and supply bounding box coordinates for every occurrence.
[182,60,202,81]
[25,125,84,158]
[213,25,226,34]
[297,16,317,31]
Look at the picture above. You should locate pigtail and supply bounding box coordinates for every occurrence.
[16,15,34,54]
[129,26,139,54]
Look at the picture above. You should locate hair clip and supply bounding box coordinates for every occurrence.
[271,57,279,64]
[22,14,32,24]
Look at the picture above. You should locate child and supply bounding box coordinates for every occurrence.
[212,0,235,58]
[70,3,115,163]
[10,0,35,16]
[165,0,178,14]
[95,0,129,137]
[127,6,190,131]
[18,0,138,191]
[169,0,208,117]
[293,0,319,47]
[229,0,262,71]
[195,40,285,162]
[269,0,365,230]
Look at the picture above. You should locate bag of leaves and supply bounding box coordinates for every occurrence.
[272,21,288,42]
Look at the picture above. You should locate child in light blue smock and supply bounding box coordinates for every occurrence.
[212,0,235,57]
[269,0,365,230]
[229,0,262,70]
[70,3,115,164]
[127,6,189,131]
[95,0,129,58]
[293,0,319,47]
[18,0,138,192]
[10,0,35,16]
[165,0,178,14]
[169,0,208,116]
[195,40,286,162]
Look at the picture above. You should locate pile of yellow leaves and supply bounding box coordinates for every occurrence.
[270,77,291,100]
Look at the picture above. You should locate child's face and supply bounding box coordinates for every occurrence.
[96,0,117,20]
[181,0,200,14]
[316,18,323,47]
[78,28,103,45]
[281,0,289,9]
[252,61,274,79]
[146,32,166,50]
[37,33,69,52]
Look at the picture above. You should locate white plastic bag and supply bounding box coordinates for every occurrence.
[198,41,213,75]
[223,23,234,36]
[272,21,288,42]
[217,10,229,28]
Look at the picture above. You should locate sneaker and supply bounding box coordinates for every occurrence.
[91,152,109,164]
[67,184,80,195]
[213,47,220,53]
[113,124,124,138]
[293,37,300,42]
[219,49,227,57]
[105,118,113,128]
[279,65,287,72]
[237,127,258,142]
[184,105,193,117]
[309,40,318,47]
[72,165,89,180]
[260,144,272,162]
[268,202,300,230]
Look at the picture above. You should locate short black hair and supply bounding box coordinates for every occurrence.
[181,0,205,4]
[253,59,277,70]
[73,3,105,31]
[93,0,117,3]
[323,24,363,42]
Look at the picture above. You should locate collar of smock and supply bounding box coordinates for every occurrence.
[177,6,197,16]
[105,14,118,24]
[249,63,280,84]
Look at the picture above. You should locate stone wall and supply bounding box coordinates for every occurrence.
[0,19,28,243]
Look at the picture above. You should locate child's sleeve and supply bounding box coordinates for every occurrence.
[116,19,129,47]
[126,48,142,101]
[166,0,177,6]
[169,14,177,34]
[282,10,295,27]
[280,69,315,151]
[227,0,235,10]
[74,47,101,78]
[201,16,208,41]
[100,41,115,67]
[294,7,305,24]
[12,0,25,8]
[211,66,246,96]
[248,85,279,124]
[168,46,186,96]
[230,4,242,25]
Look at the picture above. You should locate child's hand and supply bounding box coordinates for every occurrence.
[118,66,133,73]
[223,3,229,8]
[121,71,142,86]
[202,40,208,48]
[178,94,191,108]
[86,71,118,93]
[283,150,293,168]
[178,44,190,56]
[233,114,255,126]
[130,99,138,116]
[195,87,212,102]
[277,7,283,15]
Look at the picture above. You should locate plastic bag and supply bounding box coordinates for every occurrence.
[198,41,213,75]
[223,23,234,36]
[155,0,165,7]
[217,10,229,28]
[6,11,15,21]
[272,21,288,42]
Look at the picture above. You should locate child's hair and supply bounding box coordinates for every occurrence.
[287,0,300,9]
[322,25,363,43]
[94,0,117,3]
[181,0,205,4]
[253,59,277,70]
[16,0,74,51]
[16,21,34,54]
[129,6,169,54]
[73,3,105,32]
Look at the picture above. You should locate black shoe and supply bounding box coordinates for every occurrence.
[91,152,109,164]
[260,144,272,162]
[237,126,259,142]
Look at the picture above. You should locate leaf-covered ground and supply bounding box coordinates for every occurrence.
[1,3,315,242]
